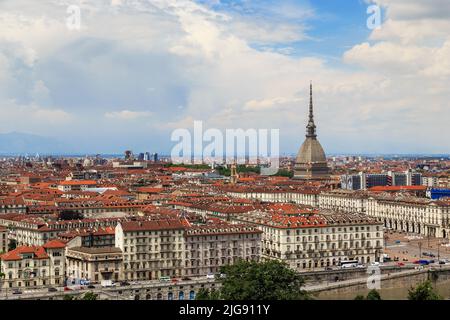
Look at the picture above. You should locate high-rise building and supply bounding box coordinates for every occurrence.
[294,83,330,180]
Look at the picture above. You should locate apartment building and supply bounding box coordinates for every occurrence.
[184,224,262,276]
[318,190,369,214]
[66,246,123,284]
[224,187,320,207]
[367,195,450,238]
[115,219,187,280]
[57,180,98,192]
[0,239,66,289]
[231,210,384,271]
[2,216,121,247]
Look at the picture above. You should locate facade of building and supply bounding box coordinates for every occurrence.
[0,240,66,289]
[115,219,187,281]
[341,171,422,190]
[231,210,383,271]
[184,224,262,276]
[66,246,123,284]
[367,195,450,238]
[318,190,368,214]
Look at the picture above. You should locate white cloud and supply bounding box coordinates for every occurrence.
[105,110,152,120]
[0,0,448,153]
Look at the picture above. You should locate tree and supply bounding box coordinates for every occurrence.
[407,280,442,300]
[8,239,17,251]
[366,289,382,300]
[82,292,98,300]
[59,210,84,221]
[353,290,382,300]
[206,259,310,300]
[196,288,221,300]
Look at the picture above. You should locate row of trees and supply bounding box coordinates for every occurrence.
[355,280,442,300]
[196,260,311,300]
[195,259,444,301]
[63,292,98,300]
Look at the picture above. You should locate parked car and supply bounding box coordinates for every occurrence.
[325,267,333,271]
[87,285,96,289]
[64,287,72,291]
[48,287,58,292]
[119,281,130,286]
[206,273,215,279]
[181,277,192,281]
[397,262,405,267]
[219,273,227,278]
[12,289,22,295]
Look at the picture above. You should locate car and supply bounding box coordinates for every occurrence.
[371,262,380,266]
[429,253,436,258]
[87,284,96,289]
[181,277,192,281]
[48,287,58,292]
[64,287,72,291]
[120,281,130,286]
[171,278,179,283]
[397,262,405,267]
[422,252,430,257]
[219,273,227,278]
[12,289,22,295]
[325,267,333,271]
[206,273,215,279]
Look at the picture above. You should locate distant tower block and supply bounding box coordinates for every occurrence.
[294,82,330,180]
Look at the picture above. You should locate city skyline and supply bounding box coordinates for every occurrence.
[1,0,449,154]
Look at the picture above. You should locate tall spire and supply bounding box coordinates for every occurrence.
[306,81,317,138]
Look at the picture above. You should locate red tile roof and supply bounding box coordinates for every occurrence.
[120,219,188,232]
[42,239,66,249]
[0,246,49,261]
[59,180,97,186]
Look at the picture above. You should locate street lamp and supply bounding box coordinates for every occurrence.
[418,242,422,258]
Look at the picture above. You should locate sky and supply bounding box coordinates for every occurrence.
[0,0,449,155]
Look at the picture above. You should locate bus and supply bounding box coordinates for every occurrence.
[159,276,171,282]
[340,260,359,268]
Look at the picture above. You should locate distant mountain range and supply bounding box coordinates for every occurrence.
[0,132,70,155]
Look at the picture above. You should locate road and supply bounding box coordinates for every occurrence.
[0,276,216,300]
[384,231,450,262]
